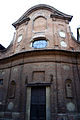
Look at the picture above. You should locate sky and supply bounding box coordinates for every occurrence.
[0,0,80,48]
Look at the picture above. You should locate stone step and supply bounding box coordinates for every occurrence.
[0,119,13,120]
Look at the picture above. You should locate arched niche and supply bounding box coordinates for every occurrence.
[65,79,73,98]
[8,81,16,99]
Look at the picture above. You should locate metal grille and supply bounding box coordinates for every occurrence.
[30,87,46,120]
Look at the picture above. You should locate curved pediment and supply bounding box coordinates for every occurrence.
[12,4,73,28]
[1,4,80,59]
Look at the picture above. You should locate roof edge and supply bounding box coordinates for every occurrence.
[12,4,73,28]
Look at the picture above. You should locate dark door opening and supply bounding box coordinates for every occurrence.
[30,87,46,120]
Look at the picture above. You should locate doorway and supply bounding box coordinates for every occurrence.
[30,87,46,120]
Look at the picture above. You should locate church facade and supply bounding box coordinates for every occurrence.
[0,4,80,120]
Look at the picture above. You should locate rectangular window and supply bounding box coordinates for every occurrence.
[0,79,3,85]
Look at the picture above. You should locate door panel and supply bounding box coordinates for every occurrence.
[30,87,46,120]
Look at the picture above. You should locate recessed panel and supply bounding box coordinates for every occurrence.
[33,16,47,32]
[33,71,45,82]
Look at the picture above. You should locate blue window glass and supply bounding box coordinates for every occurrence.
[32,40,47,48]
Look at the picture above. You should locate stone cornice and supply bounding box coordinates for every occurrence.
[0,49,80,62]
[12,4,73,28]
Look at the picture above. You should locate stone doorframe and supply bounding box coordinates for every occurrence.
[26,86,50,120]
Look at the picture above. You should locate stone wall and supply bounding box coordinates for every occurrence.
[0,50,80,120]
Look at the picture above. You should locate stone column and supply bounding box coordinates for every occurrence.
[46,86,50,120]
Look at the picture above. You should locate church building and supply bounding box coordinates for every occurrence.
[0,4,80,120]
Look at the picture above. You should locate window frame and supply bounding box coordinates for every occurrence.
[32,37,48,49]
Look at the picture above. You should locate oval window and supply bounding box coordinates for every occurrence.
[17,35,22,43]
[59,31,66,38]
[32,40,47,48]
[60,41,67,47]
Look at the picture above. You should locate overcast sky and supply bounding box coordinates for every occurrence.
[0,0,80,47]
